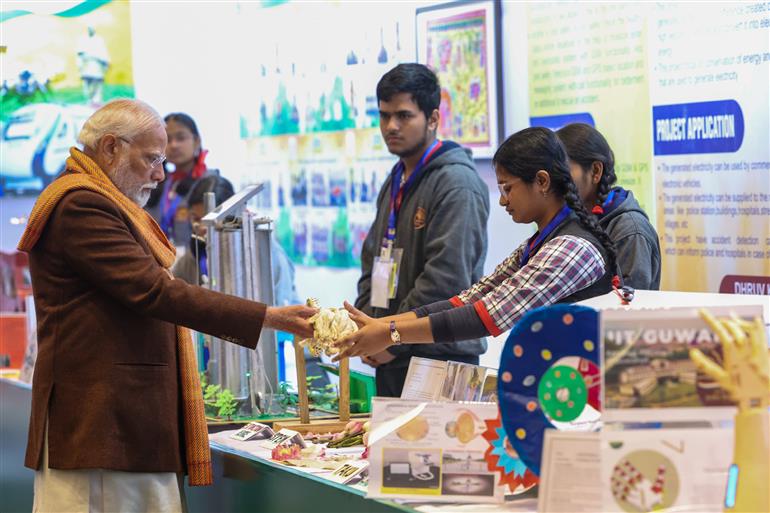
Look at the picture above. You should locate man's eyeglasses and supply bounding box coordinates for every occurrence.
[117,136,166,168]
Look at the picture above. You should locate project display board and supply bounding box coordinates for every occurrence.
[524,2,769,293]
[367,399,506,503]
[601,304,764,423]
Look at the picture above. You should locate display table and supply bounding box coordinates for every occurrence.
[0,378,537,513]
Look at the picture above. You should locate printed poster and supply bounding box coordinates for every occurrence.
[417,1,500,157]
[601,305,763,423]
[235,2,413,268]
[367,398,504,503]
[600,428,733,512]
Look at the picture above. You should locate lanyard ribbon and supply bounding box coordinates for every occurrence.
[592,188,628,216]
[519,205,571,267]
[384,140,442,248]
[602,189,617,209]
[160,189,183,241]
[199,253,208,278]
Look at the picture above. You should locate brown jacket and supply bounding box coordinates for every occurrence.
[25,189,266,473]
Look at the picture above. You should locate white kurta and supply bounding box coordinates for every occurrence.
[33,424,186,513]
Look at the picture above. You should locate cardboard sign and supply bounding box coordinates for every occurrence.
[328,459,370,484]
[230,422,273,442]
[259,428,305,449]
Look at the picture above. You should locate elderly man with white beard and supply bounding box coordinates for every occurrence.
[17,99,316,512]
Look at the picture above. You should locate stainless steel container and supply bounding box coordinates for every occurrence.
[202,184,277,416]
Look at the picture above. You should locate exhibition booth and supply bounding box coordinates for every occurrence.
[1,1,768,512]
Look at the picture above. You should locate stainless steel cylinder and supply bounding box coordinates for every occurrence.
[202,184,277,418]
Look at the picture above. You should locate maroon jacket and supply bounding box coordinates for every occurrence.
[25,190,266,472]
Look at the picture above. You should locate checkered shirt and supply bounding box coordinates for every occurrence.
[449,235,605,336]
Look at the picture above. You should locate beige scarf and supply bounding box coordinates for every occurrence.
[18,148,213,486]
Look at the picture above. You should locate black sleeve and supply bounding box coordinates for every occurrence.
[429,304,490,343]
[413,300,455,318]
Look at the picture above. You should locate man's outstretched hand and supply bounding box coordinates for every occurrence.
[265,304,318,339]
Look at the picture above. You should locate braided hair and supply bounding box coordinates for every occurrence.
[556,123,617,211]
[493,127,618,279]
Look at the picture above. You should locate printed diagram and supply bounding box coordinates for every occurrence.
[441,451,496,497]
[443,451,487,472]
[381,447,441,491]
[444,409,484,444]
[610,450,679,512]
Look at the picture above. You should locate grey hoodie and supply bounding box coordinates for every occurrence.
[355,143,490,367]
[600,188,661,290]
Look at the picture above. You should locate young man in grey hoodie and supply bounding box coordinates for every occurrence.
[354,63,490,397]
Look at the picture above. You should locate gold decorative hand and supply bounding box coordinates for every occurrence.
[689,309,769,412]
[690,310,770,512]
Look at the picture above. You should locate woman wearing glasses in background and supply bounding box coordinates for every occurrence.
[145,112,218,246]
[334,127,622,360]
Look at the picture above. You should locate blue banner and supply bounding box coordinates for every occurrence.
[652,100,744,155]
[529,112,595,131]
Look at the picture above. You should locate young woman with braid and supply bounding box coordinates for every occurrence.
[556,123,661,290]
[332,127,621,360]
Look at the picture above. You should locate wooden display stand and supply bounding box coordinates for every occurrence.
[272,344,351,434]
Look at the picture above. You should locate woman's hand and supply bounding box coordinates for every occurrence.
[361,350,397,368]
[332,321,392,362]
[342,301,381,328]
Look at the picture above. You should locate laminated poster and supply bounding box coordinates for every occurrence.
[367,398,504,503]
[602,305,763,423]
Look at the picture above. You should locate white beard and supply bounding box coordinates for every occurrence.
[109,158,156,208]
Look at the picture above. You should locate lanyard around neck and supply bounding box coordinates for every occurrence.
[592,188,620,215]
[519,204,571,267]
[160,192,183,239]
[384,139,442,245]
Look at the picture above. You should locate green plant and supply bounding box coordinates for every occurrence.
[215,389,238,419]
[204,384,221,403]
[306,375,339,411]
[277,381,298,410]
[200,373,221,403]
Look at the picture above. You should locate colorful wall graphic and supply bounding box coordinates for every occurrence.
[236,2,415,268]
[1,0,135,194]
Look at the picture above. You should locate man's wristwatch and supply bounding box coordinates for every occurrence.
[389,320,402,345]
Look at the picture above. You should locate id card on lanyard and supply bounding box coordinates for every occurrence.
[371,140,442,309]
